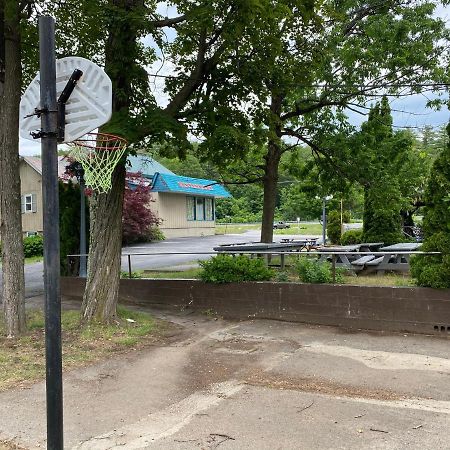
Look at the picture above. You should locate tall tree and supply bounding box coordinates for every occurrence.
[61,0,263,322]
[411,122,450,288]
[359,97,407,244]
[176,0,449,242]
[0,0,27,337]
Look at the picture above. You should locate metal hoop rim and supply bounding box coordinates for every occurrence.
[67,132,128,151]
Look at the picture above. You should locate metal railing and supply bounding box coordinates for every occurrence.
[66,250,440,282]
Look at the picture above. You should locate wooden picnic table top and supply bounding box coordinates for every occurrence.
[379,243,422,251]
[318,245,360,252]
[214,241,314,252]
[358,242,384,248]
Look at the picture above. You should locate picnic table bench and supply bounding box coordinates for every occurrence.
[368,242,422,274]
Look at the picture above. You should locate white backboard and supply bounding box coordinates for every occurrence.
[20,57,112,143]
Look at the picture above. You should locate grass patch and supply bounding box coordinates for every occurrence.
[215,223,261,234]
[25,255,43,265]
[274,223,323,235]
[215,223,323,235]
[342,274,416,287]
[142,268,201,279]
[0,306,159,392]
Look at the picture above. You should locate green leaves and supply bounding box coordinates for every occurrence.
[199,254,274,283]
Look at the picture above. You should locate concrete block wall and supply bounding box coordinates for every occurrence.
[61,277,450,336]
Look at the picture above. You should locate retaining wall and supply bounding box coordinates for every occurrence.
[61,277,450,336]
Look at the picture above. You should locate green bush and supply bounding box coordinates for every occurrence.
[148,226,165,242]
[411,124,450,289]
[340,229,363,245]
[120,270,143,279]
[199,254,274,283]
[23,235,44,257]
[327,210,351,244]
[296,257,343,284]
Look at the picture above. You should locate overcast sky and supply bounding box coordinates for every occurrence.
[19,3,449,156]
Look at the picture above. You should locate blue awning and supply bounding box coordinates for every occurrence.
[151,172,231,198]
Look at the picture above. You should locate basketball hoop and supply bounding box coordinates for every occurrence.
[67,132,128,193]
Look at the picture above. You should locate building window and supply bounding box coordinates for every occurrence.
[187,196,215,221]
[22,193,36,214]
[205,197,214,221]
[196,198,205,221]
[187,197,195,221]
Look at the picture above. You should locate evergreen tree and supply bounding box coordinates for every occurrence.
[411,124,450,288]
[360,97,408,245]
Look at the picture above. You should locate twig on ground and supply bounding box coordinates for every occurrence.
[412,424,423,430]
[370,427,389,433]
[297,401,315,413]
[207,433,236,449]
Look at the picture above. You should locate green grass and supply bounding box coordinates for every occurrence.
[0,307,159,391]
[274,224,323,235]
[25,255,43,264]
[215,223,261,234]
[142,262,414,288]
[215,223,323,235]
[142,268,201,279]
[0,255,43,268]
[341,274,415,287]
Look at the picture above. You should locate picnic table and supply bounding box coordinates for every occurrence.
[280,237,319,250]
[214,240,320,269]
[214,239,317,253]
[316,242,423,273]
[368,242,422,274]
[317,245,361,267]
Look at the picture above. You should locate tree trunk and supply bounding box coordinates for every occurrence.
[260,93,283,243]
[81,0,142,323]
[81,163,125,322]
[0,0,26,337]
[260,141,281,243]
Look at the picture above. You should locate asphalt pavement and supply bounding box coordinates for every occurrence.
[0,306,448,449]
[1,230,320,300]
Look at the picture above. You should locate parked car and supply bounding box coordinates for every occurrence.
[273,221,291,229]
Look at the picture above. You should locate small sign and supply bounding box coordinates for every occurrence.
[178,181,213,191]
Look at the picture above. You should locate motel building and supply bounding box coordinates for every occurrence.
[128,155,231,238]
[13,154,230,239]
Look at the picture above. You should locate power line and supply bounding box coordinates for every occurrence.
[147,72,450,90]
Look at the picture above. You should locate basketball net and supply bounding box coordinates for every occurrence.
[67,133,128,193]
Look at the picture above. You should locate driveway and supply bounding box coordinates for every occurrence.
[0,304,448,449]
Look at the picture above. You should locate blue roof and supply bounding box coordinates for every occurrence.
[151,173,231,198]
[127,155,174,178]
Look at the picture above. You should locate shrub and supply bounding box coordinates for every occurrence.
[23,235,44,257]
[148,226,165,242]
[275,271,289,282]
[122,172,160,245]
[199,255,273,283]
[340,229,363,245]
[327,210,351,244]
[120,270,143,279]
[296,257,343,284]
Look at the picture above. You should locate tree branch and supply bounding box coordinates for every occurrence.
[150,14,187,28]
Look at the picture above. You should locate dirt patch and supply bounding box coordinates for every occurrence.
[0,440,26,450]
[0,308,181,392]
[246,371,403,401]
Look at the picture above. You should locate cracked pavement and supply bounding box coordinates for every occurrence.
[0,302,449,450]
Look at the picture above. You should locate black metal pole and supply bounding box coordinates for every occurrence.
[322,198,327,245]
[79,177,87,277]
[39,16,64,450]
